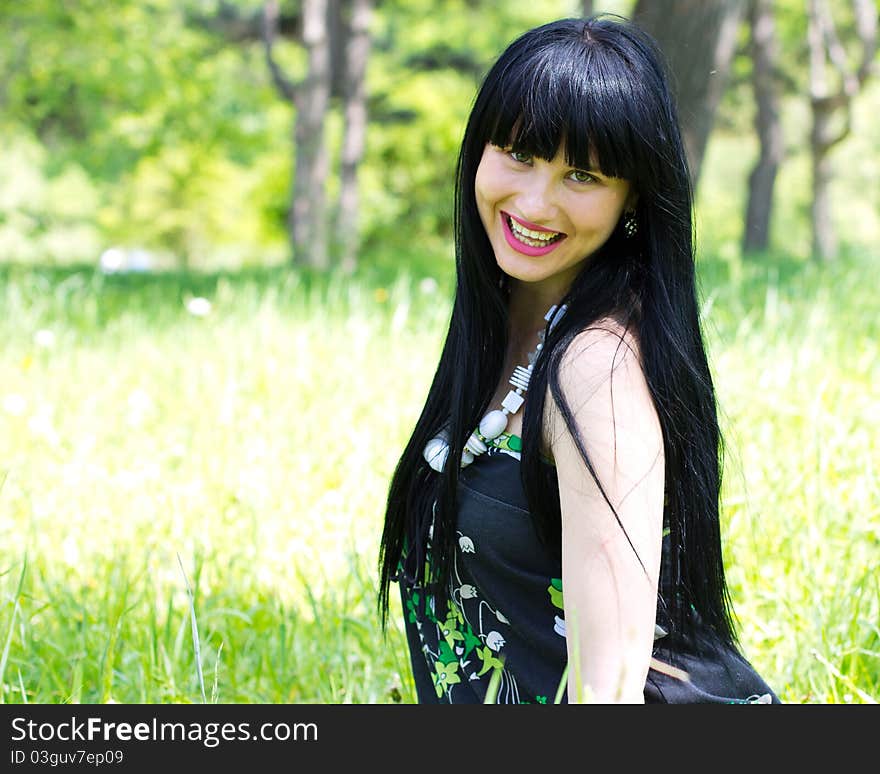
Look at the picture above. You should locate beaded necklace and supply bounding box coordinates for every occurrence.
[423,303,567,472]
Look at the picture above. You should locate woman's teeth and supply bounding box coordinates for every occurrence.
[507,217,562,247]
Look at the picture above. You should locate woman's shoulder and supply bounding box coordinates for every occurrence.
[542,315,655,458]
[557,315,644,383]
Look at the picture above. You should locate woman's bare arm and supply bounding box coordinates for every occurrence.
[547,323,665,703]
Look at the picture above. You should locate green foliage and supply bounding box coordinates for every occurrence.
[0,0,284,265]
[0,0,877,272]
[0,129,103,264]
[0,0,643,271]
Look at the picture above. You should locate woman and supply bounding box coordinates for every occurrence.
[378,15,779,704]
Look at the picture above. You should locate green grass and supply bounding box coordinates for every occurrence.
[0,249,877,704]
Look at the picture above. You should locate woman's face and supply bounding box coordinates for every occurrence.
[474,143,634,297]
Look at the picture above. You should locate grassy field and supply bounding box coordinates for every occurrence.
[0,249,877,704]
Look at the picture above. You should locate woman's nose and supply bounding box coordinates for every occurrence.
[517,173,557,223]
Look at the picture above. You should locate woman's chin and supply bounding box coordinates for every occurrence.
[496,254,582,293]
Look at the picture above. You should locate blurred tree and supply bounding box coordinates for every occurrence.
[264,0,332,270]
[257,0,371,270]
[807,0,877,262]
[742,0,783,254]
[336,0,372,273]
[632,0,746,188]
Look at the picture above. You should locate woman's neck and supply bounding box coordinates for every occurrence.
[506,280,565,347]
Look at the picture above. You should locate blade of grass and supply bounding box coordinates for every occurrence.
[553,663,569,705]
[177,553,206,703]
[16,668,27,703]
[69,657,83,704]
[211,641,223,704]
[483,660,504,704]
[812,649,878,704]
[0,556,27,704]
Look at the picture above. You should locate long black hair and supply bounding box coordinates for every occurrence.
[378,15,737,648]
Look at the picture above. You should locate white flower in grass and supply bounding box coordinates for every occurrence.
[185,296,212,317]
[458,535,475,553]
[34,329,55,349]
[28,412,58,445]
[486,631,505,651]
[127,389,154,426]
[62,534,80,566]
[3,394,26,416]
[28,405,59,446]
[459,584,477,599]
[419,277,438,295]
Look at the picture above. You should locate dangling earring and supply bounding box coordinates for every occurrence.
[623,210,638,238]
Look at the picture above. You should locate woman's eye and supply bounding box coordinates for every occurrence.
[509,151,532,164]
[570,170,595,184]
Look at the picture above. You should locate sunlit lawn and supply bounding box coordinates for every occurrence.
[0,250,877,704]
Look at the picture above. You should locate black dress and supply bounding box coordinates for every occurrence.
[396,448,780,704]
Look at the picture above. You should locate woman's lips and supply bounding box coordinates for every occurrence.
[500,211,566,256]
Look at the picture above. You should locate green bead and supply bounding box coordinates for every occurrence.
[508,434,522,452]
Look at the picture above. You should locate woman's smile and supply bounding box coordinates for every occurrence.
[501,211,567,255]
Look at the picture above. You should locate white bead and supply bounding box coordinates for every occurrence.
[510,365,531,390]
[460,449,474,467]
[479,409,508,440]
[501,390,524,414]
[465,433,487,455]
[423,437,449,472]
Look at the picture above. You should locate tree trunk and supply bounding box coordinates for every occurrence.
[336,0,371,274]
[581,1,594,17]
[743,0,783,254]
[807,0,877,262]
[808,0,835,262]
[632,0,746,189]
[292,0,332,269]
[811,131,837,262]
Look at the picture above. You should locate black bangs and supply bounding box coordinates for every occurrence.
[483,30,642,182]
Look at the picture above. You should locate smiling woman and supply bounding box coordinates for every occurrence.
[378,14,780,704]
